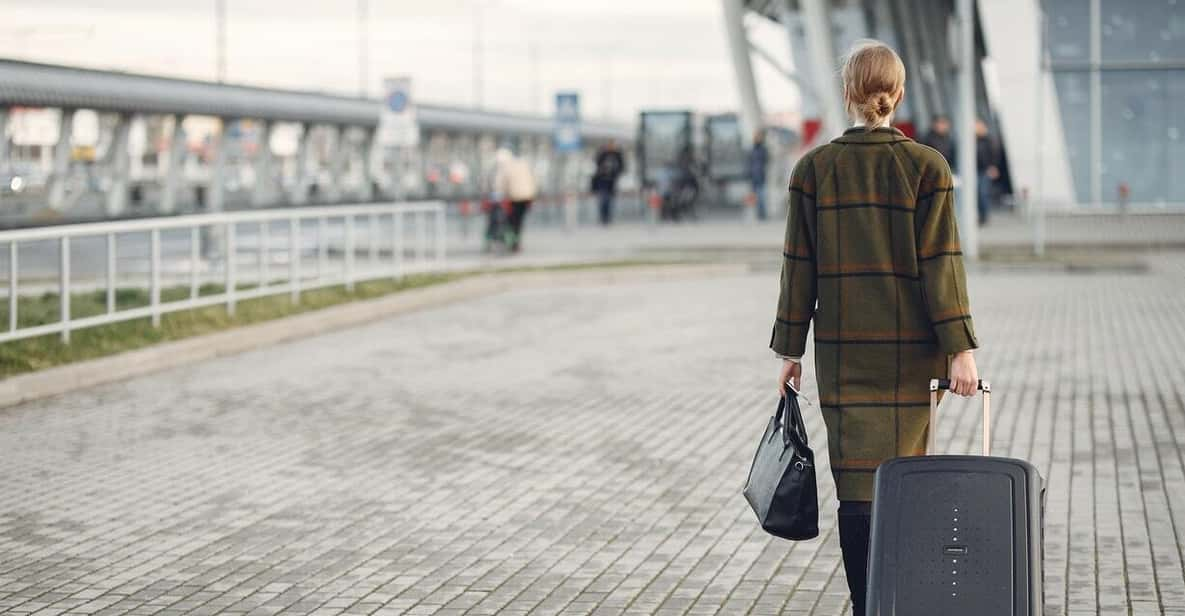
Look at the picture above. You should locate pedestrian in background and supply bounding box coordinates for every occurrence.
[975,118,1001,226]
[771,39,979,615]
[493,148,538,253]
[920,114,955,165]
[748,129,770,220]
[591,140,626,225]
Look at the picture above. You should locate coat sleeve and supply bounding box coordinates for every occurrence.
[916,164,980,354]
[770,156,817,358]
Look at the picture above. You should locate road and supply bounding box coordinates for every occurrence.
[1,254,1185,615]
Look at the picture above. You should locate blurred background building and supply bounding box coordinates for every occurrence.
[737,0,1184,213]
[0,0,1180,228]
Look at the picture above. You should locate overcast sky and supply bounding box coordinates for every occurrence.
[0,0,800,123]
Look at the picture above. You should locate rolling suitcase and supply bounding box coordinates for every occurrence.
[866,379,1044,616]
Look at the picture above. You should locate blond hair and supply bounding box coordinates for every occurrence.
[841,40,906,129]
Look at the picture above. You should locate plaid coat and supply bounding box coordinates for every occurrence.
[771,126,979,501]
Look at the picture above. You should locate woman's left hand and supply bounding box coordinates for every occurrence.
[778,360,802,398]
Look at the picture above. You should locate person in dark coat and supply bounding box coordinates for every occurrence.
[975,119,1001,226]
[748,129,770,220]
[591,140,625,225]
[771,40,980,615]
[920,114,955,166]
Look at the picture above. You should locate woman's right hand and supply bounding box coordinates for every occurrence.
[778,360,802,398]
[948,350,978,396]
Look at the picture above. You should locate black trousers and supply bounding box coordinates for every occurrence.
[597,187,616,225]
[508,200,531,250]
[838,500,872,615]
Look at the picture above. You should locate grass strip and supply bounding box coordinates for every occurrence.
[0,273,461,378]
[0,258,686,379]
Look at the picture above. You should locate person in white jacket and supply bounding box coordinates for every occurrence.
[492,148,538,253]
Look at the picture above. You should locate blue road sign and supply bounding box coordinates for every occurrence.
[554,92,582,152]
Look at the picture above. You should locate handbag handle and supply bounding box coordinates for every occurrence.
[776,394,810,451]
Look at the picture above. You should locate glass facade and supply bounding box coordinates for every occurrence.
[1046,0,1185,207]
[1046,0,1090,62]
[1101,0,1185,63]
[1053,72,1091,201]
[1100,70,1185,203]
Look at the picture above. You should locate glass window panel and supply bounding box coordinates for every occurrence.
[1100,70,1184,205]
[1052,71,1092,203]
[1044,0,1091,63]
[1101,0,1185,63]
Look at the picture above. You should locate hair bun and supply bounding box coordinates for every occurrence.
[858,92,895,125]
[874,92,893,116]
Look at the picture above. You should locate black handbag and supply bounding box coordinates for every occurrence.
[742,392,819,540]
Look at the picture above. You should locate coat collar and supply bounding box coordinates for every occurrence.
[832,126,910,145]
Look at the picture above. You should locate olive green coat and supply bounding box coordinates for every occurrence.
[770,126,979,501]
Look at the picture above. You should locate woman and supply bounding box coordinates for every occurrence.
[770,40,980,614]
[492,148,538,253]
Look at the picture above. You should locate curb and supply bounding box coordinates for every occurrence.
[0,262,749,409]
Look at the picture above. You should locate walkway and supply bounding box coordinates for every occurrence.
[1,253,1185,615]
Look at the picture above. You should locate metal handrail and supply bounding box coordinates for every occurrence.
[0,201,447,345]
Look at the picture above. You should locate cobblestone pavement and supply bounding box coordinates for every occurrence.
[2,253,1185,615]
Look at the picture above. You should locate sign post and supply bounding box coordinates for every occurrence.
[554,92,582,153]
[378,77,419,202]
[379,77,419,148]
[554,92,581,230]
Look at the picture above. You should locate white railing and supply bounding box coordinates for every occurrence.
[0,201,447,344]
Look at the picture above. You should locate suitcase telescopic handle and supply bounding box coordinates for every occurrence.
[928,378,992,456]
[932,379,987,391]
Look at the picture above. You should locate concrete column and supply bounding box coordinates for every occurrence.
[252,120,274,207]
[106,113,132,217]
[799,0,847,140]
[327,125,349,202]
[48,108,76,210]
[956,0,979,258]
[720,0,763,145]
[209,118,229,214]
[0,107,9,166]
[359,126,378,201]
[290,123,311,204]
[161,114,187,214]
[1088,0,1102,206]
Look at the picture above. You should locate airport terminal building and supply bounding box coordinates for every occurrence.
[735,0,1184,211]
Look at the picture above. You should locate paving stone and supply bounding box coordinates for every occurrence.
[2,255,1185,615]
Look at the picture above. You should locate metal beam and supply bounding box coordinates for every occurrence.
[721,0,764,144]
[887,0,932,128]
[956,0,979,258]
[799,0,847,140]
[747,40,817,100]
[0,59,632,141]
[1089,0,1102,206]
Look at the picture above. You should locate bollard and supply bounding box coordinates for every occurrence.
[459,200,471,239]
[743,190,757,224]
[1118,182,1130,219]
[647,189,662,227]
[564,192,579,232]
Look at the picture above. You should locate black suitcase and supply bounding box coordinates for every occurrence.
[866,379,1044,616]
